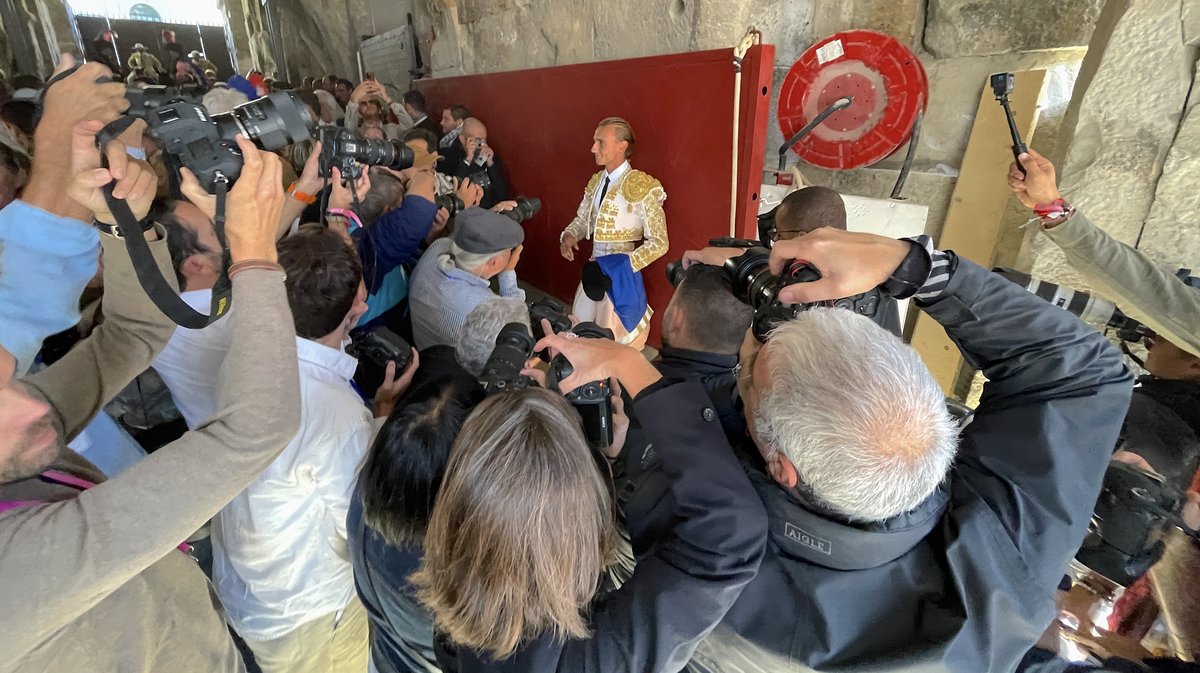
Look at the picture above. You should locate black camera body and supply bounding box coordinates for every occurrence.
[126,84,204,117]
[479,322,536,395]
[528,296,572,341]
[317,126,414,181]
[347,327,413,372]
[434,194,542,223]
[720,245,881,342]
[547,322,615,451]
[144,91,314,192]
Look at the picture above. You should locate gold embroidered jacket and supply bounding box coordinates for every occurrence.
[560,168,668,272]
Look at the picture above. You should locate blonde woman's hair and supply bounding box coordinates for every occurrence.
[597,116,635,157]
[411,388,619,658]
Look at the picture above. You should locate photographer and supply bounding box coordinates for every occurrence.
[1010,148,1200,359]
[0,119,301,673]
[348,347,485,673]
[409,208,525,349]
[412,327,767,673]
[211,224,376,673]
[656,264,753,444]
[438,117,512,210]
[0,58,127,374]
[666,227,1133,673]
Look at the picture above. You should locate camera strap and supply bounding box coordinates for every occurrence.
[97,117,234,329]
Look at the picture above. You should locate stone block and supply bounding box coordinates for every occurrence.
[1138,67,1200,271]
[1185,0,1200,46]
[924,0,1105,58]
[1026,0,1196,287]
[811,0,922,47]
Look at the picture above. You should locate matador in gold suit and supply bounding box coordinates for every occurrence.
[559,118,668,350]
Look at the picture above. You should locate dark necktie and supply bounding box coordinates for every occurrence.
[598,176,611,206]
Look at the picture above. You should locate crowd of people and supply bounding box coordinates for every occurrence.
[0,50,1198,673]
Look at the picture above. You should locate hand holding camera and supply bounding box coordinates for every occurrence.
[374,349,419,419]
[453,176,484,208]
[40,56,128,151]
[768,228,910,305]
[534,328,661,398]
[67,119,158,225]
[223,135,285,264]
[329,165,372,211]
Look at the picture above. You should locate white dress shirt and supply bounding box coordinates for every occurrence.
[211,337,373,641]
[151,288,235,429]
[591,160,631,221]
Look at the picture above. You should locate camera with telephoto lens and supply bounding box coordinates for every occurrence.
[346,327,412,373]
[434,194,542,223]
[720,244,881,342]
[479,322,536,395]
[547,322,615,451]
[143,91,315,193]
[317,126,414,181]
[993,268,1148,342]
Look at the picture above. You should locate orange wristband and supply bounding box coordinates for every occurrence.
[287,182,318,205]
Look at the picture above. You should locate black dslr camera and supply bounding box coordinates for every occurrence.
[479,322,537,395]
[547,322,615,451]
[434,194,543,223]
[688,240,880,342]
[317,126,414,181]
[528,296,572,341]
[143,91,315,192]
[347,327,413,372]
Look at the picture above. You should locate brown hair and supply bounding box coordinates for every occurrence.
[411,388,619,658]
[597,116,635,158]
[277,225,362,339]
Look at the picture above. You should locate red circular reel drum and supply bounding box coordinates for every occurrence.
[778,30,929,170]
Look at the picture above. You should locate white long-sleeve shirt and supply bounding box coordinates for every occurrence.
[211,337,372,640]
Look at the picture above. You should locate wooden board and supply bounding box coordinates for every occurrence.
[910,69,1048,397]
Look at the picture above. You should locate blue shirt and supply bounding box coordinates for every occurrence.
[0,200,100,373]
[408,238,524,349]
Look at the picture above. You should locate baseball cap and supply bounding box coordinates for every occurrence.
[453,208,524,254]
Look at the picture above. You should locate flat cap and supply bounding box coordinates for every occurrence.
[452,207,524,254]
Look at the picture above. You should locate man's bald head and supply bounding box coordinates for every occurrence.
[460,117,489,154]
[462,117,487,136]
[775,186,847,240]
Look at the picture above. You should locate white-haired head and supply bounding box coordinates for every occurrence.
[201,87,248,116]
[754,308,958,522]
[456,297,531,377]
[444,242,500,274]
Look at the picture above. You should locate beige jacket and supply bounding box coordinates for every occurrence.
[561,168,669,272]
[1041,210,1200,358]
[0,233,301,672]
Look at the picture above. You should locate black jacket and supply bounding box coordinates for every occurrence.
[439,142,512,210]
[873,293,903,337]
[656,257,1131,673]
[1118,376,1200,492]
[434,379,768,673]
[654,346,744,444]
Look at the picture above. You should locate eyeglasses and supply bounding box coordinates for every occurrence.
[768,228,807,242]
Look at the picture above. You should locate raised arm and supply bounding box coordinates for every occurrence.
[769,228,1132,595]
[1009,148,1200,358]
[2,136,301,658]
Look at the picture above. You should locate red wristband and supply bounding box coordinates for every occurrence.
[1033,198,1070,218]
